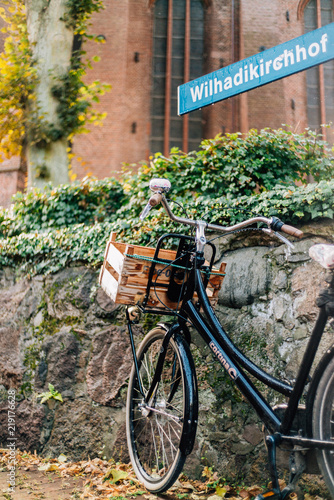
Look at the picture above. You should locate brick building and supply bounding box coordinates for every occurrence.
[0,0,333,207]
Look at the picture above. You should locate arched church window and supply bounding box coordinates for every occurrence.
[151,0,205,155]
[303,0,334,143]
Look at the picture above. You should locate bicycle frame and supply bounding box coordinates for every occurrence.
[184,265,331,444]
[126,186,334,498]
[127,236,334,453]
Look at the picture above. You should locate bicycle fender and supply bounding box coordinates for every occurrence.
[173,332,199,456]
[156,324,198,456]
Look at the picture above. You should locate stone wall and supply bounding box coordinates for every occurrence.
[0,219,334,486]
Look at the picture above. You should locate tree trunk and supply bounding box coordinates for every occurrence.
[25,0,74,188]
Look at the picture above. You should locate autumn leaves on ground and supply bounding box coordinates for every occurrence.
[0,449,326,500]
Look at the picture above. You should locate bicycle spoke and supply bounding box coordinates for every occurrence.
[168,374,182,387]
[156,419,169,471]
[155,419,178,453]
[132,415,150,423]
[168,420,182,441]
[139,372,148,397]
[150,420,160,473]
[143,405,182,424]
[133,420,150,443]
[168,424,175,461]
[165,400,183,416]
[142,353,152,384]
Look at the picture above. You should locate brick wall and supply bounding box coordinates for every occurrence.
[71,0,154,180]
[71,0,310,182]
[241,0,307,133]
[0,157,25,208]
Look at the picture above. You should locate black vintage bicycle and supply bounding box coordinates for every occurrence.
[124,178,334,499]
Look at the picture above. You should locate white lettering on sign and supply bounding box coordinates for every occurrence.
[179,25,333,115]
[189,32,329,103]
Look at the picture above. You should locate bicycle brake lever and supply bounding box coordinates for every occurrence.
[140,202,153,220]
[274,231,295,249]
[262,228,295,249]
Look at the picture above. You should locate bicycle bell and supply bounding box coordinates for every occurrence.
[149,178,171,193]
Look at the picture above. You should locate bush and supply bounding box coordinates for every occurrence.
[0,176,124,237]
[1,180,334,276]
[0,127,333,275]
[122,127,332,203]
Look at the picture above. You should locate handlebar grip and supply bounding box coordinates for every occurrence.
[280,224,304,239]
[149,193,162,207]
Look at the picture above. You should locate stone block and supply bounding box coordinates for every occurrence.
[0,325,23,389]
[36,329,80,393]
[86,326,132,405]
[242,424,263,446]
[292,263,326,321]
[0,399,46,452]
[219,246,271,308]
[45,267,96,320]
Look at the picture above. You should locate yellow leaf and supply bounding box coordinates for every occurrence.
[103,468,128,484]
[215,487,227,498]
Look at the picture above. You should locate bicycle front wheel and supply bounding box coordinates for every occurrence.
[312,353,334,497]
[126,326,197,493]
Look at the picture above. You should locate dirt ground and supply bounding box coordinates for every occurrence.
[0,449,327,500]
[0,465,84,499]
[0,465,182,500]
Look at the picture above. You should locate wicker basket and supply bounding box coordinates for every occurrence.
[99,232,226,311]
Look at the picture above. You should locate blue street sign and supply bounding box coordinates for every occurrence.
[178,23,334,115]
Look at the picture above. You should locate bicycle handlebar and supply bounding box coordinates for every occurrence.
[280,224,304,238]
[140,179,304,241]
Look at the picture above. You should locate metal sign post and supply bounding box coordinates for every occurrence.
[178,23,334,115]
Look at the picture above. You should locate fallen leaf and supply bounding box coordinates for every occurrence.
[215,486,227,498]
[38,463,59,472]
[168,479,184,491]
[207,495,224,500]
[104,468,128,484]
[57,453,67,463]
[181,481,195,491]
[247,485,262,497]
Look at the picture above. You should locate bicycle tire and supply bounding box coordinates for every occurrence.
[126,326,198,493]
[312,351,334,498]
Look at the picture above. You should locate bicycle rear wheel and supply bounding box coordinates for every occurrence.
[126,326,197,493]
[312,354,334,497]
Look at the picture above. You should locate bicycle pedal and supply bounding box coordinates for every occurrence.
[254,489,282,500]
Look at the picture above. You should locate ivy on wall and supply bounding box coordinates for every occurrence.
[0,179,334,276]
[0,177,124,237]
[45,0,111,144]
[64,0,104,29]
[0,127,333,276]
